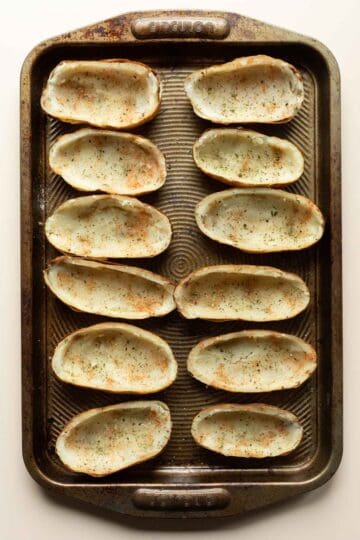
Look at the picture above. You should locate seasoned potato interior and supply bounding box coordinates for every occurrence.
[188,331,316,392]
[176,267,309,321]
[193,407,302,457]
[50,130,166,195]
[46,259,175,319]
[41,61,160,128]
[196,67,295,121]
[57,402,171,476]
[196,189,324,253]
[185,57,304,124]
[45,196,171,258]
[194,129,303,186]
[54,324,177,393]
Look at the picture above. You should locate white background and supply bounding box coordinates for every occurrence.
[2,0,359,538]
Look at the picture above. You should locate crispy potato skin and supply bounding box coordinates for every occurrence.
[49,129,166,196]
[174,264,310,322]
[41,60,161,129]
[185,55,304,124]
[56,401,171,476]
[195,189,325,254]
[44,256,176,319]
[191,403,303,458]
[193,128,304,188]
[187,329,317,393]
[52,322,177,394]
[45,195,172,259]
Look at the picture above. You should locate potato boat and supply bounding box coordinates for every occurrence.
[49,128,166,195]
[188,330,317,392]
[174,265,310,322]
[41,60,161,129]
[185,55,304,124]
[191,403,303,458]
[45,195,172,259]
[52,323,177,393]
[196,189,324,253]
[193,128,304,187]
[56,401,171,476]
[44,256,175,319]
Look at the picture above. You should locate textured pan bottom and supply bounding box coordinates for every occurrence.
[43,62,318,480]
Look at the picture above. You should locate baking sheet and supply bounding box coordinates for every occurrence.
[21,11,342,517]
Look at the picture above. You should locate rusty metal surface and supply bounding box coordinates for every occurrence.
[21,10,342,518]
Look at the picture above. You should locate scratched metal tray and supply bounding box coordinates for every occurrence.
[21,11,342,518]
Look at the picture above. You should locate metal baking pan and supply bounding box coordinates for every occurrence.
[21,10,342,518]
